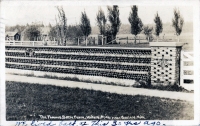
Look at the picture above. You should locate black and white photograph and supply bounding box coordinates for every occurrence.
[0,0,199,125]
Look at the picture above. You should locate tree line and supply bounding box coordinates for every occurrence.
[54,5,184,45]
[6,5,184,45]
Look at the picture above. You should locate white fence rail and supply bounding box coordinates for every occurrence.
[180,50,194,91]
[5,41,58,46]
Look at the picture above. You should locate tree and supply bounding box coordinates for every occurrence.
[96,7,107,36]
[143,25,153,42]
[24,24,41,41]
[172,8,184,42]
[55,6,67,46]
[80,11,91,45]
[65,25,84,44]
[5,25,26,34]
[107,5,121,43]
[49,26,57,41]
[154,12,163,42]
[67,25,83,39]
[48,23,52,28]
[128,5,143,44]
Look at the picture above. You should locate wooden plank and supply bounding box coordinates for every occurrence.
[182,52,193,60]
[181,66,194,70]
[181,58,193,62]
[182,75,194,79]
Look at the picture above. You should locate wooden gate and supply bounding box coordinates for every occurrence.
[180,50,194,91]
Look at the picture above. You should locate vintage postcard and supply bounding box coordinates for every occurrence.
[0,0,199,125]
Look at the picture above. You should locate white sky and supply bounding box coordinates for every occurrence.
[2,1,194,26]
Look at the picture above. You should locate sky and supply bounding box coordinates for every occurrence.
[2,1,194,26]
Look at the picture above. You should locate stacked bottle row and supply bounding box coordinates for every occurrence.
[6,52,151,64]
[6,46,151,56]
[6,58,151,71]
[6,64,149,80]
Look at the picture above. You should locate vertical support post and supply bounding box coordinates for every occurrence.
[127,36,128,44]
[78,37,79,46]
[112,36,113,44]
[149,42,184,86]
[116,37,118,43]
[33,41,35,46]
[180,50,184,87]
[86,37,87,46]
[102,35,103,45]
[139,36,140,43]
[93,37,95,45]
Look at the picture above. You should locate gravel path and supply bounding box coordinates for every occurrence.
[6,74,194,102]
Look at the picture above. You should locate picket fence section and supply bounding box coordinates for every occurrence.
[5,41,57,46]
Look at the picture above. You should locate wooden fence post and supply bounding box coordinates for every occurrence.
[93,37,95,45]
[139,36,140,43]
[86,37,87,46]
[78,37,79,46]
[111,36,113,44]
[102,35,103,45]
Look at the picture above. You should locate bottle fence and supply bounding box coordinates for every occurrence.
[5,46,151,82]
[5,43,193,90]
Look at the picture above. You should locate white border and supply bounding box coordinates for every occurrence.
[1,0,199,125]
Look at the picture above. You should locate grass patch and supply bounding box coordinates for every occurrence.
[6,81,193,121]
[133,80,193,93]
[11,73,192,93]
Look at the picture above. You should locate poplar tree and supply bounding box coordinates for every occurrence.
[154,12,163,42]
[172,8,184,42]
[128,5,143,44]
[107,5,121,43]
[96,7,107,36]
[55,6,67,46]
[80,11,91,44]
[143,25,153,42]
